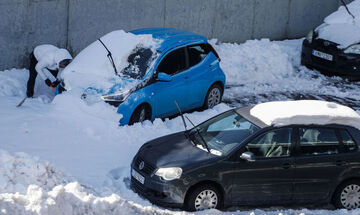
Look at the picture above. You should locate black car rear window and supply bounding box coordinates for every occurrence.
[299,128,341,156]
[339,129,357,152]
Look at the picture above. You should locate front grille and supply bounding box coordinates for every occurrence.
[135,156,156,175]
[313,39,339,51]
[131,177,146,193]
[131,177,167,199]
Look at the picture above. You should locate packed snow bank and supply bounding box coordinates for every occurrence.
[317,0,360,48]
[0,150,68,194]
[0,182,187,215]
[210,39,294,87]
[0,69,53,99]
[212,38,360,108]
[250,100,360,129]
[62,30,160,94]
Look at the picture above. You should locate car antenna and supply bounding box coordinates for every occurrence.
[98,38,118,76]
[174,100,187,131]
[341,0,355,19]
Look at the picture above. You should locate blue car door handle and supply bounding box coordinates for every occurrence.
[209,59,219,67]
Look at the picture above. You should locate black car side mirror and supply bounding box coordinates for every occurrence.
[240,152,255,162]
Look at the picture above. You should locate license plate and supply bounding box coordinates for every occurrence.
[132,169,145,184]
[312,50,333,61]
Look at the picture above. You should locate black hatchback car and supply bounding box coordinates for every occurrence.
[301,1,360,79]
[131,101,360,211]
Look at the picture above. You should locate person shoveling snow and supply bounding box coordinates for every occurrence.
[26,44,72,98]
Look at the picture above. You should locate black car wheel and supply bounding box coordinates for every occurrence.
[204,84,222,109]
[186,184,222,211]
[333,180,360,209]
[129,104,151,125]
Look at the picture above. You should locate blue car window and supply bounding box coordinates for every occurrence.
[157,47,187,76]
[121,46,157,79]
[339,129,357,152]
[187,44,211,67]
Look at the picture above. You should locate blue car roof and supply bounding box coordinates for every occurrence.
[130,28,208,52]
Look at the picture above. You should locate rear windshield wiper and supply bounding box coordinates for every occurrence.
[98,38,118,76]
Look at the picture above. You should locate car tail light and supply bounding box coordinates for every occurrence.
[209,44,221,62]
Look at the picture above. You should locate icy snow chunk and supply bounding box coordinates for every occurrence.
[250,100,360,129]
[0,150,68,194]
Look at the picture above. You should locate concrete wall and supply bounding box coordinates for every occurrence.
[0,0,348,70]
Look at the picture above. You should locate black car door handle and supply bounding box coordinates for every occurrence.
[283,163,291,169]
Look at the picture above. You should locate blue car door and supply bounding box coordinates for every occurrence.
[153,47,190,118]
[185,44,217,108]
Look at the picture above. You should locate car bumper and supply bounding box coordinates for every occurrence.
[130,160,186,208]
[301,40,360,79]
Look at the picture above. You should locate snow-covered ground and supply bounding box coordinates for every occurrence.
[2,37,360,214]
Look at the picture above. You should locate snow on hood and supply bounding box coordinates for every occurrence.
[61,30,160,95]
[250,100,360,129]
[317,0,360,48]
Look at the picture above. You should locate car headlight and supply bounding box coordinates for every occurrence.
[344,44,360,54]
[101,90,131,102]
[306,30,314,43]
[155,167,182,181]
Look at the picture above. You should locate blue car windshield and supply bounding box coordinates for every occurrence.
[189,110,260,156]
[121,46,158,79]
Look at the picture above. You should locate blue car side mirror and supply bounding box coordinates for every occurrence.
[157,73,172,82]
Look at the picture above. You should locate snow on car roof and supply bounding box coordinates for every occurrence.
[249,100,360,130]
[317,0,360,48]
[131,28,207,52]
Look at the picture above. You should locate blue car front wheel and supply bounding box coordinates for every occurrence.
[129,104,151,125]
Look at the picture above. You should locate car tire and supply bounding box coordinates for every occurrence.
[333,179,360,209]
[129,104,151,125]
[185,184,222,211]
[203,84,222,109]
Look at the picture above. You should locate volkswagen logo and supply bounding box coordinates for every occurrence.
[324,41,330,46]
[139,161,145,170]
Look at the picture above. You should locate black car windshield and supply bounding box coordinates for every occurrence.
[189,110,260,156]
[121,46,158,79]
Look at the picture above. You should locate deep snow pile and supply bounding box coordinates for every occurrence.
[3,34,360,214]
[61,30,160,94]
[0,150,68,194]
[317,0,360,48]
[211,38,360,108]
[250,100,360,129]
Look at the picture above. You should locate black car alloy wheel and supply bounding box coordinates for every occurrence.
[186,184,222,211]
[334,180,360,209]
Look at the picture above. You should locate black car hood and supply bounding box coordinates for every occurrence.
[137,132,218,168]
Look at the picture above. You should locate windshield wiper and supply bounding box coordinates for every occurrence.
[341,0,355,19]
[185,116,211,153]
[98,38,118,76]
